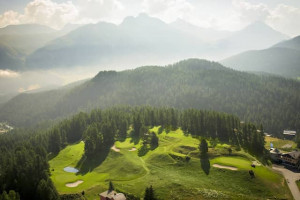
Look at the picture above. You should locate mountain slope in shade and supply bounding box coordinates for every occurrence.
[0,59,299,137]
[221,35,300,78]
[273,35,300,50]
[215,21,288,59]
[0,43,24,70]
[0,24,82,57]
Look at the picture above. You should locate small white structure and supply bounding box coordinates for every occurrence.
[283,130,296,136]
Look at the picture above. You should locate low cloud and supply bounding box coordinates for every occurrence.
[0,0,299,36]
[0,70,20,78]
[267,4,300,37]
[0,0,78,29]
[233,0,270,22]
[142,0,194,22]
[18,84,41,93]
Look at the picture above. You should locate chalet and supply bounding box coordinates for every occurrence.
[99,190,126,200]
[281,151,300,170]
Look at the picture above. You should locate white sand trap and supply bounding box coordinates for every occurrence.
[66,180,83,187]
[111,145,120,152]
[129,147,137,151]
[213,164,238,171]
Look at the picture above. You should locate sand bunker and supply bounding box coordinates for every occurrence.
[213,164,238,171]
[66,180,83,187]
[129,147,137,151]
[111,145,120,152]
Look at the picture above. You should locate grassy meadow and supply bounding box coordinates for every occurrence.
[49,127,292,200]
[265,136,297,152]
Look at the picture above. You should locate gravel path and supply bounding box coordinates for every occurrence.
[272,164,300,200]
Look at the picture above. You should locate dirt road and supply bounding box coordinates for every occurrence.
[272,164,300,200]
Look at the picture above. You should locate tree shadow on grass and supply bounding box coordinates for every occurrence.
[75,148,110,175]
[200,158,211,175]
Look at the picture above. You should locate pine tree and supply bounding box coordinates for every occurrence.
[199,139,208,158]
[108,181,114,192]
[144,185,155,200]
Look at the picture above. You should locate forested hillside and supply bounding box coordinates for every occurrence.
[0,59,299,136]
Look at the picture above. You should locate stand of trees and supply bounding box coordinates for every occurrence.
[0,130,59,200]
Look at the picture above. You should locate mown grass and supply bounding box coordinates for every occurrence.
[49,127,292,200]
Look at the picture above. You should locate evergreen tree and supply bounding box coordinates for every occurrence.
[144,185,155,200]
[109,181,114,192]
[150,132,159,150]
[199,139,208,158]
[133,114,143,137]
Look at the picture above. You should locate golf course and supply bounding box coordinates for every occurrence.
[49,127,292,199]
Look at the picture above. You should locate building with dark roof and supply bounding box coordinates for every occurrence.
[281,151,300,170]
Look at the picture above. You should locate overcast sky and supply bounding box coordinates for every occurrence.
[0,0,300,36]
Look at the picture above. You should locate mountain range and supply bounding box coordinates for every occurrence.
[0,14,289,71]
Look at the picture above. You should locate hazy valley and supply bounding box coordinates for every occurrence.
[0,1,300,200]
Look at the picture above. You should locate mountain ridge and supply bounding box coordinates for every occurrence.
[1,59,299,137]
[221,35,300,78]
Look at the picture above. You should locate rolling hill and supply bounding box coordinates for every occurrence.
[0,59,299,136]
[221,35,300,78]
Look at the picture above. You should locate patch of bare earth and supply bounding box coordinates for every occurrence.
[212,164,238,171]
[65,180,83,187]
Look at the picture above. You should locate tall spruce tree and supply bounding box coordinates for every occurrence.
[199,139,208,158]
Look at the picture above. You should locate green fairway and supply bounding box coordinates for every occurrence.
[49,127,292,200]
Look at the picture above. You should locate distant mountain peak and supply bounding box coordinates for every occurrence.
[241,21,288,38]
[121,13,166,27]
